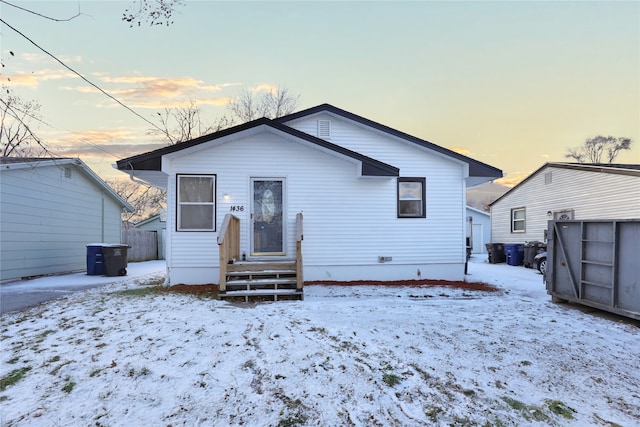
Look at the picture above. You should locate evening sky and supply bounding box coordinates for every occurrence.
[2,1,639,184]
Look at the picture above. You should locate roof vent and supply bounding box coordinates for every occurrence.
[317,120,331,139]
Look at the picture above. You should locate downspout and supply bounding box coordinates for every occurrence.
[101,193,105,242]
[126,162,148,186]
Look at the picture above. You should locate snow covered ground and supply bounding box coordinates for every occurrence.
[1,256,638,426]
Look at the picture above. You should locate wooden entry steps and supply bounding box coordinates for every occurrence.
[219,261,304,302]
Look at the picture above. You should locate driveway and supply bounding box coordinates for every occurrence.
[0,260,165,313]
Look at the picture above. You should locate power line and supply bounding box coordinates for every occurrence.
[0,0,82,22]
[0,17,171,138]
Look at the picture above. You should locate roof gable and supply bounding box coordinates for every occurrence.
[276,104,502,180]
[116,116,399,177]
[1,157,134,212]
[489,162,640,206]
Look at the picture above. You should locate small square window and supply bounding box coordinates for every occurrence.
[177,174,216,231]
[398,178,426,218]
[511,207,525,233]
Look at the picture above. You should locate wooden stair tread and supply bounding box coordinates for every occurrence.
[221,289,302,296]
[227,269,296,276]
[226,277,297,285]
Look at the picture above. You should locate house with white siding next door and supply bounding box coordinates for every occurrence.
[116,104,502,298]
[489,163,640,245]
[1,157,134,282]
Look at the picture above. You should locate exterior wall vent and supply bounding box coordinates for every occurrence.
[64,167,72,179]
[317,120,331,139]
[544,171,552,184]
[554,209,574,220]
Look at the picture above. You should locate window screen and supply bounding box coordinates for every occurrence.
[398,178,426,218]
[177,175,216,231]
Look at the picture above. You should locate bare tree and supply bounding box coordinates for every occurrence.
[107,179,166,224]
[122,0,185,27]
[227,86,300,122]
[150,100,233,145]
[565,135,633,164]
[151,87,300,145]
[0,86,48,157]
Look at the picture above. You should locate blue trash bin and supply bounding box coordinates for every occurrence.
[504,243,525,266]
[86,244,105,275]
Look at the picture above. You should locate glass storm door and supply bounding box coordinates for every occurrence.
[251,179,285,256]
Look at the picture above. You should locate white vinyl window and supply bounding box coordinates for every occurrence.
[177,174,216,231]
[511,207,525,233]
[398,178,426,218]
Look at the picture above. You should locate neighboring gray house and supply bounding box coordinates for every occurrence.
[0,157,134,282]
[489,163,640,244]
[466,206,491,254]
[116,104,502,286]
[134,213,166,260]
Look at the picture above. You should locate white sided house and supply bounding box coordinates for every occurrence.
[116,104,502,299]
[0,157,134,282]
[466,206,491,254]
[489,163,640,244]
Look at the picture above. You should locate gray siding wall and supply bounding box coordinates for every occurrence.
[1,164,123,281]
[164,117,468,284]
[490,165,640,244]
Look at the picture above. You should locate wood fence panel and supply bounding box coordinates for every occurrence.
[122,229,158,261]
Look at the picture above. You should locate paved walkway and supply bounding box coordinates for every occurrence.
[0,260,166,313]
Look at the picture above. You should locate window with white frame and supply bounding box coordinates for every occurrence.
[511,207,525,232]
[397,178,426,218]
[177,174,216,231]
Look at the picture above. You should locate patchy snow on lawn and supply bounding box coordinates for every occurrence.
[1,256,638,426]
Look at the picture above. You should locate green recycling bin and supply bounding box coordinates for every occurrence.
[102,244,129,276]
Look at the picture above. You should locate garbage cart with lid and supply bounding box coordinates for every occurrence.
[523,241,546,268]
[504,243,525,266]
[86,244,105,275]
[102,244,129,276]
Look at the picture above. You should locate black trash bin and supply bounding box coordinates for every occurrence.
[523,241,546,268]
[485,243,505,264]
[102,244,129,276]
[86,244,105,275]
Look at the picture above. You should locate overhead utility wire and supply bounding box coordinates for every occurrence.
[0,17,171,139]
[0,0,82,22]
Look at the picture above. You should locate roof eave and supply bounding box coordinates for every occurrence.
[276,104,502,180]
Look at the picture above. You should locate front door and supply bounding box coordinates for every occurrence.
[251,178,285,256]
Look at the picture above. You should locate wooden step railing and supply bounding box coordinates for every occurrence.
[296,212,303,290]
[217,212,304,298]
[217,214,240,292]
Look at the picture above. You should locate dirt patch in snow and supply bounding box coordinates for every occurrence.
[165,280,499,295]
[306,279,500,292]
[165,284,219,294]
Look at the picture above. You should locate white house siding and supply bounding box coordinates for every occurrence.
[490,165,640,244]
[466,206,490,254]
[0,164,124,281]
[163,126,469,285]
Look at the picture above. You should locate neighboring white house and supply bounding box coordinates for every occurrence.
[116,104,502,285]
[489,162,640,244]
[134,213,166,260]
[466,206,491,254]
[0,157,134,282]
